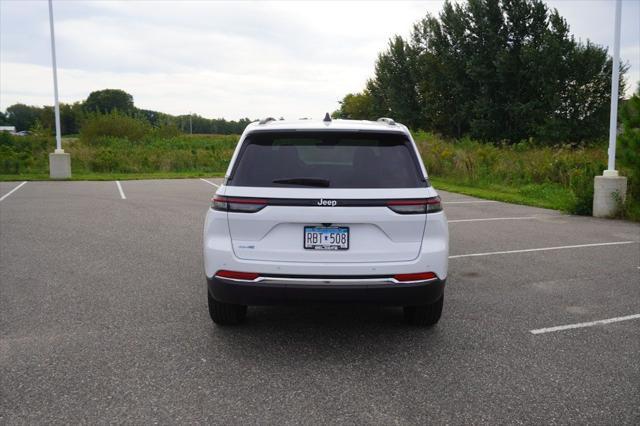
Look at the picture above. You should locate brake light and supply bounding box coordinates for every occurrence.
[215,270,260,281]
[393,272,437,282]
[211,196,267,213]
[387,196,442,214]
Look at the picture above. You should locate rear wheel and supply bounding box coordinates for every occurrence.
[403,294,443,326]
[208,292,247,325]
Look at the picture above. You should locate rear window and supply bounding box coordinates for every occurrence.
[228,131,426,188]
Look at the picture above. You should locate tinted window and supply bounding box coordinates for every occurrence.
[228,131,426,188]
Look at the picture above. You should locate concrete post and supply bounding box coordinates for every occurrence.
[49,151,71,179]
[593,173,627,218]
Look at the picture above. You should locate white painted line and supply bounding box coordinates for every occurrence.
[530,314,640,335]
[449,216,538,223]
[200,178,220,188]
[0,181,27,202]
[449,241,638,259]
[115,181,126,199]
[444,200,497,204]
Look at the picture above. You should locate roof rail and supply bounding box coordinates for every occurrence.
[259,117,276,125]
[377,117,396,125]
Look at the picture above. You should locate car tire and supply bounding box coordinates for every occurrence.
[403,294,443,326]
[208,292,247,325]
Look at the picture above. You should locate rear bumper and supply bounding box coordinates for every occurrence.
[203,208,449,280]
[207,275,445,306]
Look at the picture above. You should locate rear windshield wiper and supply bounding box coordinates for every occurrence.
[272,177,330,187]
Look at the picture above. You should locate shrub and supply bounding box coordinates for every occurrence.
[569,168,596,215]
[1,127,636,221]
[151,123,181,140]
[413,131,618,216]
[618,86,640,201]
[0,133,53,174]
[80,111,151,145]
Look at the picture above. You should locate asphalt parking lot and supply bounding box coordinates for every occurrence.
[1,178,639,424]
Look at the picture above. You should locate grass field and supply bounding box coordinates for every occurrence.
[0,133,236,177]
[415,132,639,221]
[1,131,637,220]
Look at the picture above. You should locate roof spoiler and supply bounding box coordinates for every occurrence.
[377,117,396,125]
[259,117,276,125]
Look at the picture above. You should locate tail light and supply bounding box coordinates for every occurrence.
[215,270,260,281]
[211,196,267,213]
[393,272,437,282]
[387,196,442,214]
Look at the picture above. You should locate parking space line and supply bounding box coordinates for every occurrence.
[449,216,538,223]
[449,240,638,259]
[444,200,497,204]
[200,178,220,188]
[0,181,27,202]
[115,181,126,199]
[530,314,640,335]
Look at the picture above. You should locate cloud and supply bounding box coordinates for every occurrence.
[0,60,372,119]
[1,0,638,119]
[0,1,437,117]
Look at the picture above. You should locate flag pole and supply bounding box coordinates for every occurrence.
[593,0,626,217]
[48,0,71,178]
[605,0,622,176]
[48,0,62,153]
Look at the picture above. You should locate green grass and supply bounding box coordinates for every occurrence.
[1,131,637,221]
[431,177,640,221]
[430,178,576,211]
[0,132,237,177]
[415,132,639,221]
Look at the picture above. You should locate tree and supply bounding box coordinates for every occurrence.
[411,2,474,136]
[0,111,10,125]
[366,36,422,129]
[332,91,379,120]
[5,104,42,131]
[84,89,135,114]
[353,0,624,143]
[39,102,84,135]
[2,92,252,136]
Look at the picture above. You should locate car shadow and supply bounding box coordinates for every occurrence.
[204,304,444,364]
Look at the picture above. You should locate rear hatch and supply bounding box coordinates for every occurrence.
[221,130,433,263]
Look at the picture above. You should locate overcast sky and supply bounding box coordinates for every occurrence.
[1,0,638,120]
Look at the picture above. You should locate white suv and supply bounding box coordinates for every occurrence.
[203,116,449,326]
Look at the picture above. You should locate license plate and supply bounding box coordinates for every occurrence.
[304,226,349,250]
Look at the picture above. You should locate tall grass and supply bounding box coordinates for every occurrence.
[0,132,237,175]
[1,127,637,220]
[0,132,53,174]
[70,135,237,173]
[414,131,639,219]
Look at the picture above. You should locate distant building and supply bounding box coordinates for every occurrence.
[0,126,16,133]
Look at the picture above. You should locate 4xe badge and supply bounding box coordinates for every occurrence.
[317,198,337,207]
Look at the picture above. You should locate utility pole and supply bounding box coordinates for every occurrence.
[593,0,626,217]
[48,0,71,179]
[189,113,193,135]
